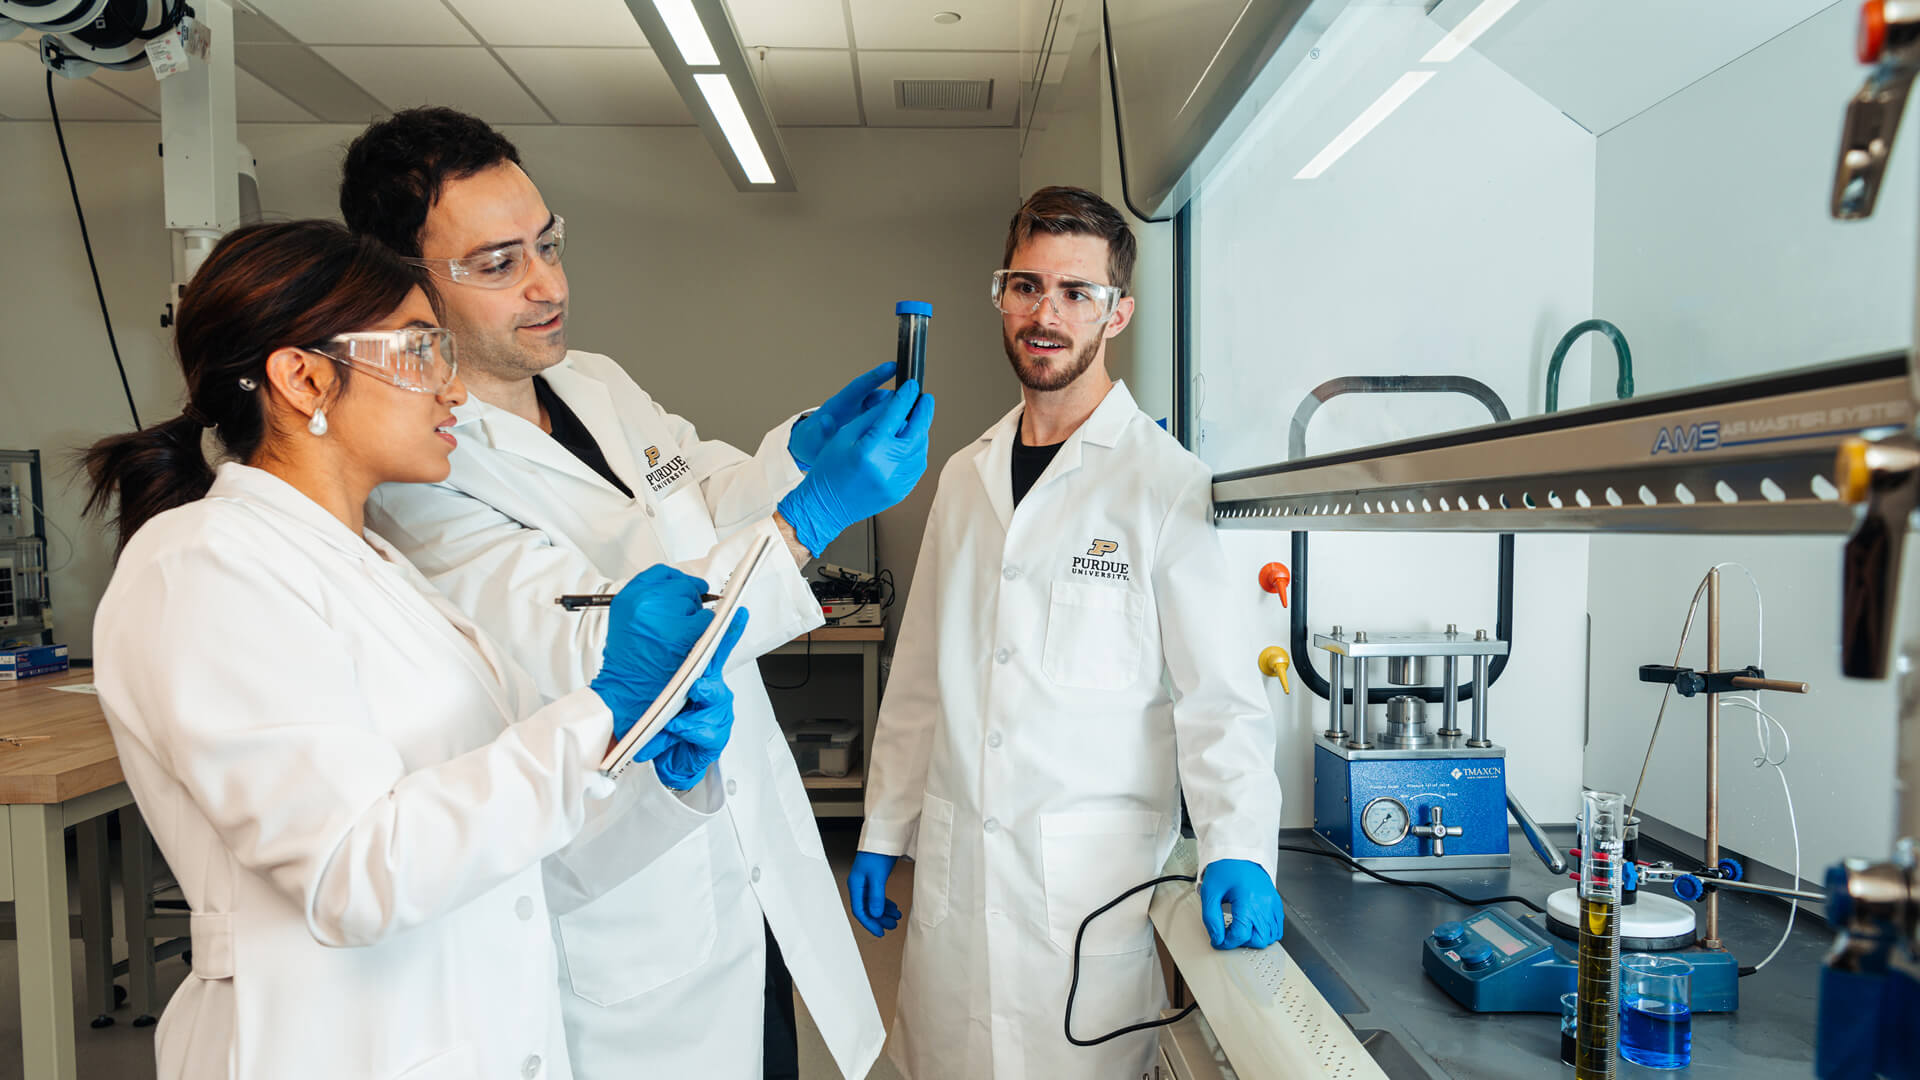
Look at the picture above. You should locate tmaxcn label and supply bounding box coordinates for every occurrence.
[1450,766,1502,780]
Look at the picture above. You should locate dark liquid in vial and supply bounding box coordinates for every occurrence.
[1560,1031,1577,1066]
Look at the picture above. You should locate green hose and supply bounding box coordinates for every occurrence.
[1545,318,1634,413]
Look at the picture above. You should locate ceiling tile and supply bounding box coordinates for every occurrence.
[236,67,320,122]
[0,45,155,120]
[247,0,478,45]
[857,49,1020,126]
[849,0,1019,51]
[446,0,647,46]
[312,46,551,123]
[237,43,390,123]
[754,48,859,125]
[496,47,689,124]
[728,0,849,49]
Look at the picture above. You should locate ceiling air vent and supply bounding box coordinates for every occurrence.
[895,78,994,111]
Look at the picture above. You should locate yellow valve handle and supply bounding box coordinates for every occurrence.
[1258,646,1292,694]
[1836,438,1872,504]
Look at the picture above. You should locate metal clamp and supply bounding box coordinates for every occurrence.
[1412,806,1464,857]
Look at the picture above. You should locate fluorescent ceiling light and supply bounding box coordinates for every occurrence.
[653,0,718,66]
[1294,71,1435,180]
[695,73,776,184]
[1422,0,1522,64]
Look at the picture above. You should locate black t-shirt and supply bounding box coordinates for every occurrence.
[1011,431,1065,507]
[534,375,634,498]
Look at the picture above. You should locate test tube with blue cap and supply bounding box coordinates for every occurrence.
[895,300,931,389]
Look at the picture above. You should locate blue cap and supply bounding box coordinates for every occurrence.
[895,300,933,317]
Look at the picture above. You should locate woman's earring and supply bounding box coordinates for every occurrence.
[308,407,329,437]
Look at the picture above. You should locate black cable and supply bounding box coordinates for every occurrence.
[48,68,141,430]
[1276,843,1546,914]
[1738,965,1757,978]
[1065,874,1199,1047]
[1063,848,1551,1048]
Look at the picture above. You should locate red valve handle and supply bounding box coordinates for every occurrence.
[1259,562,1291,605]
[1862,0,1888,64]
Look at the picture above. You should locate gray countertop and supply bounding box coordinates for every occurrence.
[1257,826,1827,1079]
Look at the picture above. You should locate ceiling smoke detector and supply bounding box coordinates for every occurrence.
[895,78,994,111]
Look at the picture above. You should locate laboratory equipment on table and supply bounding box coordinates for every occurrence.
[1576,790,1626,1080]
[1310,627,1560,870]
[1820,8,1920,1072]
[894,300,931,389]
[0,451,54,646]
[1620,953,1693,1070]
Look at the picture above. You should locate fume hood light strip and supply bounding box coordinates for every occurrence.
[1210,367,1908,536]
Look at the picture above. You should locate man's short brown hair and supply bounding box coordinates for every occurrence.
[1001,186,1136,296]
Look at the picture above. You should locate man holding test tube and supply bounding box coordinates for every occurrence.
[851,186,1282,1080]
[340,107,933,1080]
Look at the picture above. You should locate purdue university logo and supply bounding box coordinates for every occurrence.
[1071,538,1131,581]
[643,446,691,493]
[644,445,661,467]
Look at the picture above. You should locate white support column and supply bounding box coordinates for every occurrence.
[159,0,239,290]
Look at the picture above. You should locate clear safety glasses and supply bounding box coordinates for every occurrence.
[990,268,1123,325]
[407,215,565,290]
[310,328,459,395]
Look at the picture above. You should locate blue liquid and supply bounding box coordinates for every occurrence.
[1621,995,1691,1069]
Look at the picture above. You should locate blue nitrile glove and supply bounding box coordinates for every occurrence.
[777,380,936,556]
[788,361,898,471]
[633,609,748,790]
[589,565,713,732]
[1199,859,1285,950]
[847,851,902,938]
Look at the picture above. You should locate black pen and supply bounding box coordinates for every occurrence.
[555,593,722,612]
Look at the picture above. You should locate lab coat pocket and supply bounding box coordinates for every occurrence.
[1040,810,1164,956]
[392,1044,480,1080]
[1041,580,1146,690]
[910,793,955,930]
[555,827,718,1006]
[765,732,828,861]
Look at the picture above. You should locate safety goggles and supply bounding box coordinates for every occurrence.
[407,216,565,290]
[990,268,1123,325]
[309,328,459,395]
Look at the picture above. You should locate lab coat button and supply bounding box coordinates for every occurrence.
[1002,566,1019,581]
[645,504,657,518]
[751,866,763,883]
[995,648,1011,664]
[987,731,1003,749]
[515,895,534,921]
[983,817,999,834]
[522,1055,542,1078]
[726,779,739,795]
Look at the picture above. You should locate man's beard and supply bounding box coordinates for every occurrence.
[455,308,567,380]
[1003,322,1099,392]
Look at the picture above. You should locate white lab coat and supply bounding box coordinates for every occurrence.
[365,350,885,1079]
[92,463,691,1080]
[860,382,1282,1080]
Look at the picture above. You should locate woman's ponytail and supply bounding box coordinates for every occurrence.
[82,414,216,551]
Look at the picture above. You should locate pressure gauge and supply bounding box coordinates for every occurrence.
[1360,797,1411,846]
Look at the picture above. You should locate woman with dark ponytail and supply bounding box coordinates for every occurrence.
[84,220,745,1080]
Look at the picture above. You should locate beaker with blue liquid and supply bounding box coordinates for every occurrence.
[1620,953,1692,1069]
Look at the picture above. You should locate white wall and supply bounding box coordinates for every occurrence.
[1188,5,1597,825]
[1584,1,1920,879]
[0,121,1020,657]
[1018,19,1176,422]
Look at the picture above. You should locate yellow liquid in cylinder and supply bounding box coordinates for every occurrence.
[1575,897,1619,1080]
